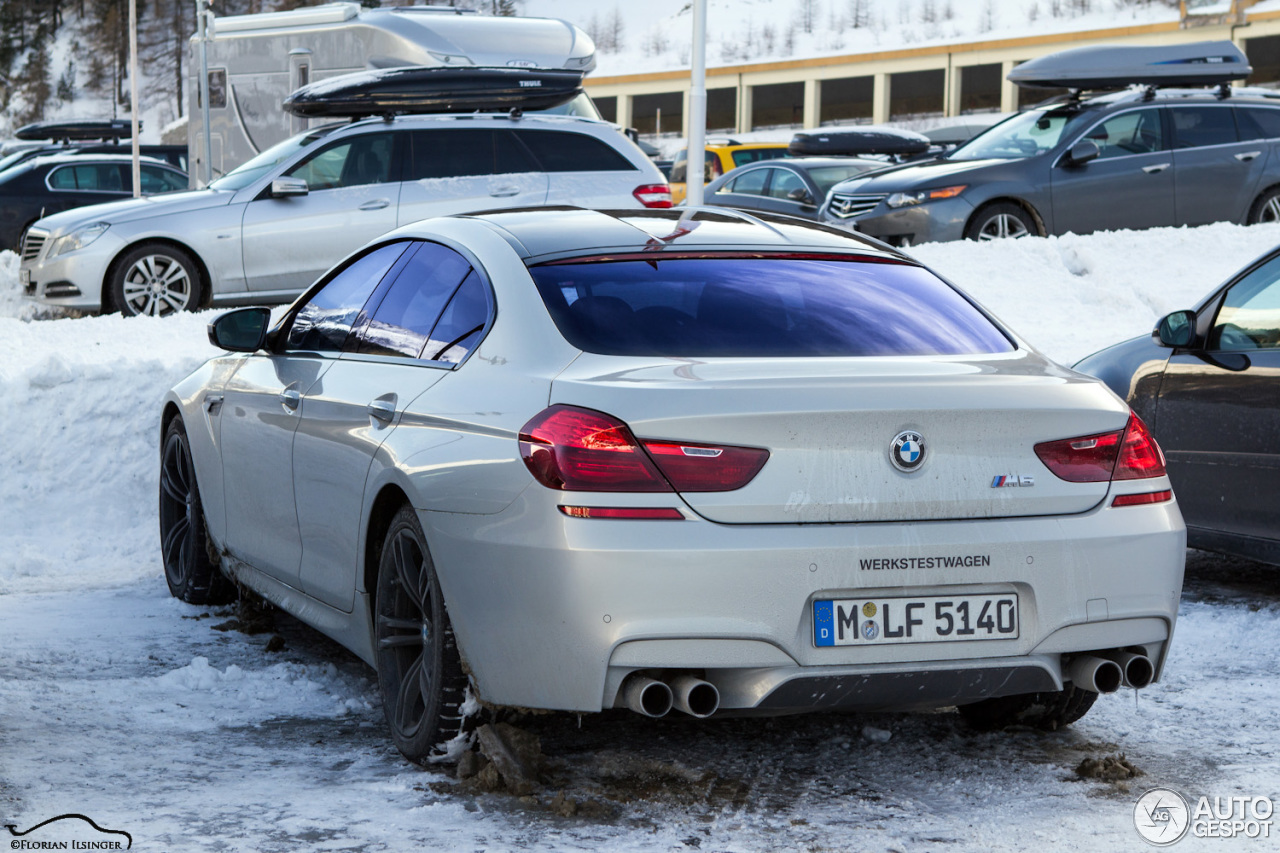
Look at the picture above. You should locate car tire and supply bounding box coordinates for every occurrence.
[375,505,468,765]
[1247,186,1280,225]
[159,417,236,605]
[964,202,1037,241]
[957,685,1099,732]
[110,243,202,317]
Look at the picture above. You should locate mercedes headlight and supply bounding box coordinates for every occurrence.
[51,222,110,257]
[886,185,967,208]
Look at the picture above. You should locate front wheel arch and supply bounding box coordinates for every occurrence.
[964,198,1046,240]
[103,238,213,314]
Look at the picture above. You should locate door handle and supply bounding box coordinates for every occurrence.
[489,186,521,198]
[1142,163,1170,174]
[358,198,391,210]
[368,399,396,423]
[1235,151,1262,162]
[280,388,301,411]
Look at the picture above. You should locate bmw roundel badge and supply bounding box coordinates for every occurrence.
[890,430,925,472]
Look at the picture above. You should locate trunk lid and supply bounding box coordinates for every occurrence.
[550,351,1127,524]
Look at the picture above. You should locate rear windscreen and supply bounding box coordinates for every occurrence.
[529,255,1014,357]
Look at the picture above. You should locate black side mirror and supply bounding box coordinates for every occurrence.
[1153,310,1195,348]
[1065,139,1100,167]
[787,187,815,205]
[208,307,272,352]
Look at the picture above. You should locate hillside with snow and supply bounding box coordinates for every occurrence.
[524,0,1191,78]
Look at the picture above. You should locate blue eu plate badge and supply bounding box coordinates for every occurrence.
[813,600,835,647]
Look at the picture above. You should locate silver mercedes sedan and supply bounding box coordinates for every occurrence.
[161,207,1185,764]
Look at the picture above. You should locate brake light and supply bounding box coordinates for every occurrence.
[633,184,673,208]
[519,406,670,492]
[641,440,769,492]
[519,405,769,493]
[1034,413,1166,483]
[1112,413,1166,480]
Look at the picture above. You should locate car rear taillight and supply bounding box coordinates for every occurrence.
[641,440,769,492]
[1034,412,1167,486]
[633,184,673,208]
[519,405,769,493]
[520,406,670,492]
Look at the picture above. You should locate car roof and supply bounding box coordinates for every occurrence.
[448,206,908,263]
[24,152,174,168]
[342,111,617,133]
[1035,85,1280,113]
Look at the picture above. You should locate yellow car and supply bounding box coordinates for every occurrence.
[669,141,792,204]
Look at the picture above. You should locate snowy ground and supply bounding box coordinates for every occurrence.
[2,223,1280,851]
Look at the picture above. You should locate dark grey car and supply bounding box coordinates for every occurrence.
[821,87,1280,245]
[703,157,883,220]
[1075,247,1280,567]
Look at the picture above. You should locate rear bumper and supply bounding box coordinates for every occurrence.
[420,484,1185,713]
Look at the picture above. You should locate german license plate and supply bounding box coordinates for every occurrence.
[814,594,1019,647]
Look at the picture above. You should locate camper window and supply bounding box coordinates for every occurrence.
[206,70,227,110]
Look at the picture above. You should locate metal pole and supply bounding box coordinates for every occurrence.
[686,0,708,207]
[129,0,141,197]
[197,0,214,187]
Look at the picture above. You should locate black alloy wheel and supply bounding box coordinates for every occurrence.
[159,418,234,604]
[375,506,468,764]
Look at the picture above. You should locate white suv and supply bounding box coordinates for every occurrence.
[20,113,669,316]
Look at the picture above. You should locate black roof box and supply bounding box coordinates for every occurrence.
[283,66,585,118]
[15,119,133,141]
[1009,40,1250,90]
[789,127,929,156]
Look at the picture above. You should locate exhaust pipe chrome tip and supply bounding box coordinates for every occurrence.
[668,674,720,718]
[1066,654,1123,694]
[1110,651,1155,689]
[622,675,674,718]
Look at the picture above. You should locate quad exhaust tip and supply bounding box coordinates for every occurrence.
[669,674,720,718]
[622,675,674,718]
[1066,654,1123,694]
[1110,650,1155,689]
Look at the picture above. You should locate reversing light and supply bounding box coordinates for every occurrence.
[641,440,769,492]
[633,184,673,208]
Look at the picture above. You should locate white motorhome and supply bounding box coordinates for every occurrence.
[187,2,598,183]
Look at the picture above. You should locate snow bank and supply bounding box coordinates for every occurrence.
[2,222,1279,595]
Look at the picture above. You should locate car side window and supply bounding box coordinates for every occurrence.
[286,242,410,352]
[421,271,492,364]
[669,149,688,183]
[140,166,187,193]
[1210,256,1280,351]
[768,169,807,200]
[1237,107,1280,141]
[1087,109,1164,159]
[728,168,769,196]
[513,130,635,172]
[48,163,125,191]
[409,130,538,179]
[286,132,395,190]
[355,242,473,358]
[1171,107,1238,149]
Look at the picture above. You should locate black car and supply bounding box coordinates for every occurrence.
[703,157,884,220]
[0,153,188,250]
[1075,248,1280,566]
